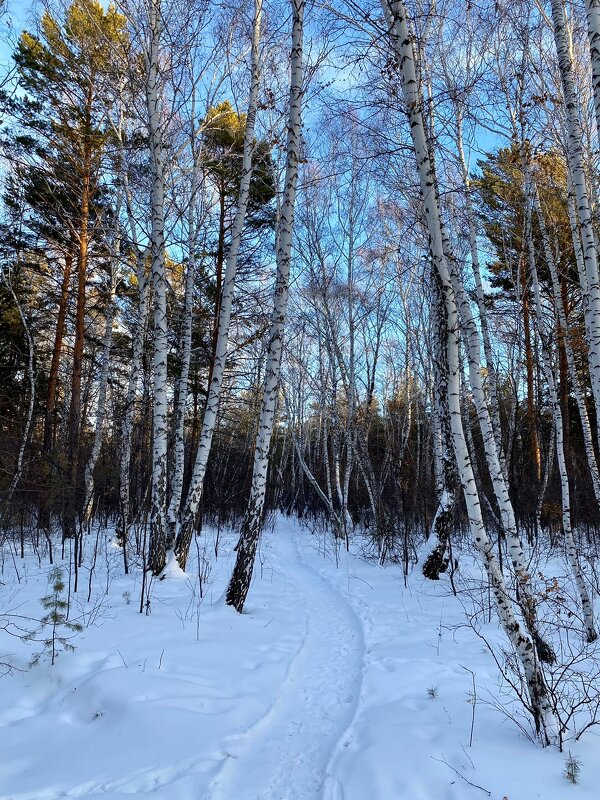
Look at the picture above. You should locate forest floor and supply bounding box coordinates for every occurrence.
[1,516,600,799]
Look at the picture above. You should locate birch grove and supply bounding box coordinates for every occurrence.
[4,0,600,747]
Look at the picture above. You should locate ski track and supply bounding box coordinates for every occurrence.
[208,527,365,800]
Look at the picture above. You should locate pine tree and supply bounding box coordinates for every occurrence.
[29,567,82,666]
[10,0,128,539]
[201,99,276,372]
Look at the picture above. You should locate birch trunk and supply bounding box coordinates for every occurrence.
[566,170,589,304]
[322,412,334,510]
[585,1,600,145]
[526,175,597,643]
[454,107,505,479]
[439,128,550,661]
[286,400,343,534]
[166,132,200,546]
[341,179,358,541]
[116,126,150,552]
[536,418,555,535]
[82,270,116,525]
[421,285,456,580]
[226,0,304,612]
[1,271,35,523]
[436,143,557,655]
[531,177,600,508]
[433,29,541,622]
[116,253,149,552]
[43,246,73,457]
[447,246,543,617]
[65,144,92,542]
[175,0,264,569]
[146,0,169,575]
[550,0,600,455]
[382,0,556,743]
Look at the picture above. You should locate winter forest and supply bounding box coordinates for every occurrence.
[3,0,600,795]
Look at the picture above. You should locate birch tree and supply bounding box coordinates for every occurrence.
[380,0,556,743]
[585,0,600,142]
[0,267,36,524]
[166,87,202,548]
[420,283,456,580]
[174,0,265,569]
[82,160,125,525]
[550,0,600,456]
[531,167,600,509]
[145,0,170,575]
[81,260,117,526]
[525,167,597,644]
[115,153,150,555]
[226,0,304,612]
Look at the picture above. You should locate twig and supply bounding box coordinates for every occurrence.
[460,663,477,747]
[432,755,491,796]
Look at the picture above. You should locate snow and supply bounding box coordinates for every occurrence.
[1,517,599,800]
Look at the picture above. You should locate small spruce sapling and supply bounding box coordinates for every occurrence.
[29,567,82,665]
[564,752,582,785]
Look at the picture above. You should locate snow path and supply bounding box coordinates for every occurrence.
[208,526,364,800]
[3,519,600,800]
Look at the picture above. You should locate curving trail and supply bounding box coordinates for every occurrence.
[208,525,364,800]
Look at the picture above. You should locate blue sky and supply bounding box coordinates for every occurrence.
[1,0,34,68]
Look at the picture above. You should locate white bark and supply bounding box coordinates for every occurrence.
[1,270,35,522]
[381,0,556,743]
[226,0,304,611]
[435,102,545,649]
[531,176,600,508]
[421,286,456,580]
[82,269,116,525]
[146,0,169,574]
[447,236,536,595]
[526,172,597,643]
[585,0,600,145]
[175,0,264,568]
[166,110,200,545]
[286,396,343,534]
[117,250,149,549]
[550,0,600,456]
[536,419,554,535]
[566,170,588,297]
[341,176,358,541]
[454,108,506,481]
[117,118,150,550]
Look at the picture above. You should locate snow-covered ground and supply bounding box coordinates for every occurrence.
[1,516,599,799]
